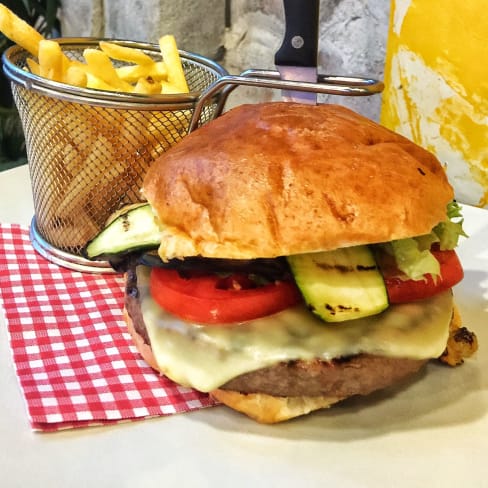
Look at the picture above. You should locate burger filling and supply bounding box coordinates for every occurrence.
[87,201,477,393]
[127,264,453,392]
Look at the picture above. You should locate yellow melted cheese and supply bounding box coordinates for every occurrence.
[137,267,452,392]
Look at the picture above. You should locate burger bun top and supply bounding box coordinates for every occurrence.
[143,102,454,260]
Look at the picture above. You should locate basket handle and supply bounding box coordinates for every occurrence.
[189,69,384,132]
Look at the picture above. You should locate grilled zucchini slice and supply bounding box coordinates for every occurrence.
[84,203,162,260]
[287,246,388,322]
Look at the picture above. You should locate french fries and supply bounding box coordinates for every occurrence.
[25,58,40,76]
[99,41,154,66]
[158,35,189,93]
[116,61,167,83]
[133,77,162,95]
[0,5,189,96]
[38,40,64,82]
[83,48,135,92]
[0,4,44,56]
[64,65,87,87]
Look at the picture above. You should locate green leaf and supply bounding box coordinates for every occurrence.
[388,238,440,281]
[376,201,467,281]
[433,201,468,250]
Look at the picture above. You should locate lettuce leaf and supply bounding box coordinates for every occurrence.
[377,202,467,281]
[432,201,468,250]
[386,238,440,281]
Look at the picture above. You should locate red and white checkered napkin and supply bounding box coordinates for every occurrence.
[0,223,217,431]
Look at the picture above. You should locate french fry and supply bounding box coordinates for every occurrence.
[115,61,167,83]
[85,72,119,91]
[63,65,87,87]
[0,4,44,57]
[147,110,191,158]
[58,139,115,219]
[38,39,64,82]
[158,35,189,93]
[57,111,151,237]
[25,58,40,76]
[99,41,154,65]
[115,64,149,83]
[161,81,184,94]
[133,77,162,95]
[83,48,134,91]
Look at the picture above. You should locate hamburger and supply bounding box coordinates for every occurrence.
[85,102,478,423]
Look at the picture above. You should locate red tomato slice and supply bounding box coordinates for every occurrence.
[379,247,464,304]
[150,268,303,325]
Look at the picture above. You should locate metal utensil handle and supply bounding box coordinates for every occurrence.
[189,70,384,132]
[242,69,383,88]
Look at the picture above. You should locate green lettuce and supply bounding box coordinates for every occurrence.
[387,238,440,281]
[432,201,468,250]
[378,201,467,281]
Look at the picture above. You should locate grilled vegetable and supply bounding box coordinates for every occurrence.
[287,246,388,322]
[84,203,162,260]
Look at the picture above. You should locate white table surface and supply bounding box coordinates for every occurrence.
[1,164,488,488]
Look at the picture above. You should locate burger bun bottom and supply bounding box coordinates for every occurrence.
[209,389,342,423]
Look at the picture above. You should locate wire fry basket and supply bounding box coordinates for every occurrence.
[3,38,228,272]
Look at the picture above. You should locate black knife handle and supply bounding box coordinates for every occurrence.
[274,0,319,67]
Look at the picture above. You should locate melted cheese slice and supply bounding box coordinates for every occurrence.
[137,267,452,392]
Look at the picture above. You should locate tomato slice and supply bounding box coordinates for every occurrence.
[378,247,464,303]
[150,268,303,325]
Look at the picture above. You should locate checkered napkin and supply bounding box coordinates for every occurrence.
[0,223,217,431]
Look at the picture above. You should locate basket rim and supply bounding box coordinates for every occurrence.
[2,37,229,108]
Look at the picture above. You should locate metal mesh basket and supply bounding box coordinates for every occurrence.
[3,38,228,271]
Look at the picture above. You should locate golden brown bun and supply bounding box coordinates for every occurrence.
[143,102,454,260]
[210,389,342,424]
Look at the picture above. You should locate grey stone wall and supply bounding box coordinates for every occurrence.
[60,0,226,57]
[60,0,390,119]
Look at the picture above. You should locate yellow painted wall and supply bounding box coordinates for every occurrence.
[380,0,488,207]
